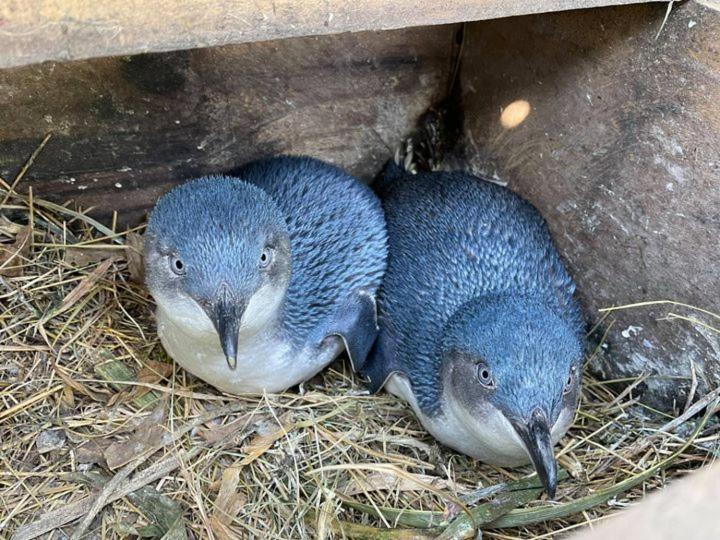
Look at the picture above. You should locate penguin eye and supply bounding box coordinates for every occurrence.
[476,364,495,388]
[170,256,186,275]
[259,247,274,269]
[564,367,576,395]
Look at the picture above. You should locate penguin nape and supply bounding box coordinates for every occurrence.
[144,155,387,394]
[358,165,585,498]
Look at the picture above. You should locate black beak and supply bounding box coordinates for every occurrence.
[512,408,558,499]
[208,296,246,370]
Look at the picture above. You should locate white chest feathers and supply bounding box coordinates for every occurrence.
[384,373,572,467]
[154,295,342,394]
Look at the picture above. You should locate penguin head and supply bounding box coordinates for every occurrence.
[440,295,583,498]
[145,176,291,370]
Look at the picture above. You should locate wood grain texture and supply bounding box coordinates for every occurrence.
[0,25,454,225]
[0,0,663,69]
[457,2,720,410]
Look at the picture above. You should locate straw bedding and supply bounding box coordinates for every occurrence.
[1,177,719,540]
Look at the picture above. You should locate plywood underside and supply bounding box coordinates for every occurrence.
[1,0,662,69]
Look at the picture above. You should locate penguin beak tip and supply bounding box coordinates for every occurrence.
[226,355,238,370]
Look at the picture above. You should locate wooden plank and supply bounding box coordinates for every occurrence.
[0,0,662,69]
[0,25,454,225]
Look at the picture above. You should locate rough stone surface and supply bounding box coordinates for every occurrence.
[457,2,720,411]
[36,429,67,454]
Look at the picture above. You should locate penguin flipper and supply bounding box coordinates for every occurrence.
[360,335,400,394]
[321,290,378,374]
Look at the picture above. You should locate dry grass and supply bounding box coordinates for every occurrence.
[1,183,719,540]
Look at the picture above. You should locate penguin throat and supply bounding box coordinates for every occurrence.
[240,281,287,338]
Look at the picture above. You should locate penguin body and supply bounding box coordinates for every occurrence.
[358,166,584,496]
[145,156,387,394]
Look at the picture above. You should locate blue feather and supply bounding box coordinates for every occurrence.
[234,156,388,336]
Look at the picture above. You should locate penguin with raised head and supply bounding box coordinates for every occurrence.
[144,155,387,394]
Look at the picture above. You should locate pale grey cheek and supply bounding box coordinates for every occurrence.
[459,389,487,413]
[159,297,215,335]
[143,254,169,292]
[551,405,576,443]
[144,270,164,299]
[147,275,179,304]
[268,257,291,288]
[566,387,582,416]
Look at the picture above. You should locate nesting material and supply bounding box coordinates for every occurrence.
[1,183,719,540]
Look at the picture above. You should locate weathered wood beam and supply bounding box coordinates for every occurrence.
[1,0,661,69]
[0,26,454,225]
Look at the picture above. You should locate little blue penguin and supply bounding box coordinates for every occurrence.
[358,164,585,498]
[144,155,387,394]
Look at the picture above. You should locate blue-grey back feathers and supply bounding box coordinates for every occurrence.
[234,156,388,335]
